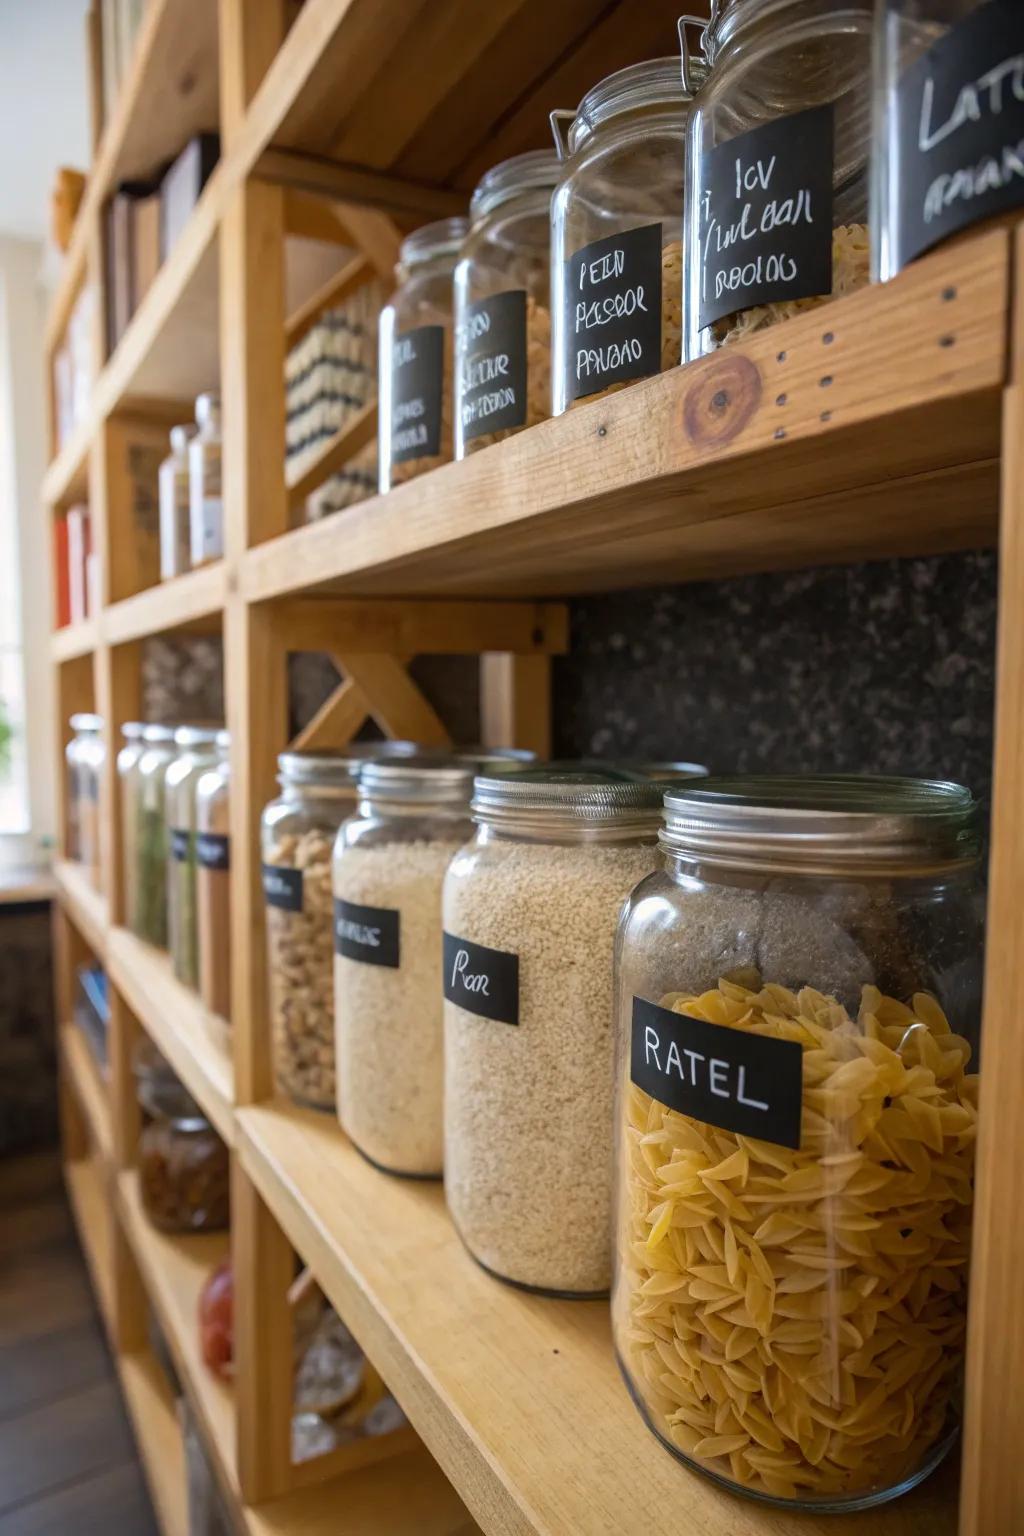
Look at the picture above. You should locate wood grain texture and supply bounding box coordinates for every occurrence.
[331,653,451,744]
[479,655,551,756]
[60,1021,113,1164]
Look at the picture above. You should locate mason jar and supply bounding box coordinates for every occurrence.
[613,775,982,1510]
[189,392,222,567]
[166,727,221,990]
[116,722,146,927]
[454,152,559,458]
[196,732,231,1022]
[378,218,469,492]
[550,55,705,415]
[872,0,1024,281]
[134,725,175,944]
[684,0,873,359]
[135,1041,230,1234]
[333,757,478,1178]
[158,424,195,579]
[443,769,664,1296]
[66,713,104,876]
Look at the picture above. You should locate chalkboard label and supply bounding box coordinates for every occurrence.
[334,897,400,968]
[697,105,835,332]
[459,289,528,441]
[262,863,303,913]
[391,324,444,464]
[196,833,230,872]
[892,0,1024,269]
[630,996,803,1150]
[565,223,664,402]
[170,828,191,863]
[443,931,518,1025]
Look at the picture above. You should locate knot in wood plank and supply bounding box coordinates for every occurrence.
[682,354,762,450]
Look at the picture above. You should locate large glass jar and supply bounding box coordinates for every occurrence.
[443,769,663,1296]
[135,1040,230,1233]
[550,57,704,415]
[159,424,195,580]
[66,713,104,875]
[453,152,558,458]
[134,725,175,944]
[872,0,1024,281]
[613,775,983,1510]
[378,218,468,493]
[189,392,222,567]
[333,757,478,1179]
[684,0,873,359]
[196,732,231,1022]
[166,727,221,990]
[117,722,146,926]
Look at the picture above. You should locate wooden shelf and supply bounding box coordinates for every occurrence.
[118,1350,190,1536]
[42,416,92,508]
[52,619,99,662]
[104,562,226,647]
[54,857,109,958]
[60,1020,113,1164]
[65,1149,115,1340]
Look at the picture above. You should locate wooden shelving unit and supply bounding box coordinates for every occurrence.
[45,3,1023,1535]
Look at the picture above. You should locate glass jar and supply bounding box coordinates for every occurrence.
[613,775,983,1510]
[453,152,559,458]
[135,1041,230,1233]
[333,757,478,1178]
[550,56,704,415]
[684,0,873,359]
[196,732,231,1022]
[166,727,221,990]
[443,769,664,1296]
[872,0,1024,281]
[189,392,222,567]
[159,424,196,580]
[117,722,146,926]
[134,725,176,944]
[378,218,468,492]
[66,713,104,875]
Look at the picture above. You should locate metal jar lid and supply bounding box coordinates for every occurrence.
[360,754,478,807]
[141,723,175,743]
[173,725,222,749]
[121,721,146,740]
[70,712,102,732]
[473,765,665,839]
[661,774,982,874]
[277,741,420,792]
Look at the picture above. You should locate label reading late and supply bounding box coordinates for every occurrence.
[443,931,519,1025]
[196,832,230,871]
[391,324,444,463]
[630,996,803,1150]
[697,105,835,332]
[893,0,1024,268]
[565,222,664,402]
[262,863,303,913]
[334,897,400,968]
[169,828,190,863]
[459,289,528,441]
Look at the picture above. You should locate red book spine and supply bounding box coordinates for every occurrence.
[54,515,71,628]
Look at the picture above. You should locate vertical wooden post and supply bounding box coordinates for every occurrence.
[480,654,553,756]
[219,0,286,151]
[96,640,143,925]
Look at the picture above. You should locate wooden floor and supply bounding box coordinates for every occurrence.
[0,1153,158,1536]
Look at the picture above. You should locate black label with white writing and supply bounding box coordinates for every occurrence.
[442,931,518,1025]
[630,996,803,1150]
[262,863,303,913]
[196,833,230,872]
[459,289,528,441]
[893,0,1024,269]
[390,324,444,463]
[170,828,191,863]
[565,222,663,402]
[334,898,400,968]
[697,105,834,332]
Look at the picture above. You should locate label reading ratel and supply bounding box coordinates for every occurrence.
[196,833,230,871]
[390,324,444,464]
[262,863,303,913]
[334,898,400,969]
[697,104,834,333]
[565,222,663,402]
[443,931,518,1025]
[169,829,190,863]
[459,289,528,441]
[892,0,1024,270]
[630,996,803,1150]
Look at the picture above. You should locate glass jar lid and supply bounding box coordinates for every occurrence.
[173,725,222,749]
[661,774,982,874]
[470,150,560,222]
[70,712,102,732]
[473,765,664,838]
[702,0,871,62]
[398,217,470,273]
[557,57,703,159]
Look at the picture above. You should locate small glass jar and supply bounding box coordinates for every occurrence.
[684,0,873,359]
[136,1041,230,1233]
[196,731,231,1022]
[333,757,478,1178]
[134,725,176,945]
[454,152,559,458]
[443,769,663,1296]
[872,0,1024,281]
[378,218,468,493]
[166,727,221,990]
[551,56,705,415]
[189,393,223,567]
[613,775,983,1510]
[66,713,104,875]
[117,722,146,926]
[159,424,196,580]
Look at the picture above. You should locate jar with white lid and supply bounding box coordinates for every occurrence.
[454,152,558,458]
[684,0,873,359]
[443,768,663,1296]
[134,724,175,944]
[872,0,1024,281]
[550,54,705,415]
[159,425,196,579]
[166,727,221,989]
[189,393,222,567]
[378,218,469,492]
[117,722,146,926]
[66,713,104,875]
[196,731,231,1022]
[613,775,982,1509]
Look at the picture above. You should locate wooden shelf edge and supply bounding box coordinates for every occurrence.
[64,1151,115,1340]
[60,1020,113,1163]
[43,415,91,508]
[118,1350,190,1536]
[52,619,99,662]
[104,562,227,647]
[55,858,109,958]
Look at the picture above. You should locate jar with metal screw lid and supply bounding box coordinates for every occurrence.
[66,713,104,876]
[159,424,196,579]
[166,727,222,989]
[684,0,873,360]
[195,730,231,1022]
[135,1040,230,1233]
[116,722,146,926]
[613,774,983,1509]
[189,392,222,567]
[133,725,176,944]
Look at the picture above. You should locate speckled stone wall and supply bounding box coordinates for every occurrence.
[552,552,998,801]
